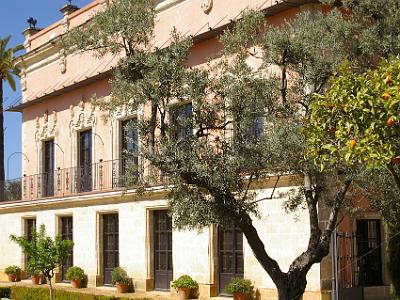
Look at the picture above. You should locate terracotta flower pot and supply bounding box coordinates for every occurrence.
[177,287,190,300]
[31,274,41,285]
[7,274,17,282]
[233,292,248,300]
[71,279,81,288]
[116,283,129,293]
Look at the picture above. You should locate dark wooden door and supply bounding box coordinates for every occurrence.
[218,224,244,294]
[79,130,92,192]
[153,210,173,290]
[26,219,36,241]
[43,140,54,197]
[60,216,73,281]
[26,219,36,277]
[103,214,119,285]
[356,219,383,286]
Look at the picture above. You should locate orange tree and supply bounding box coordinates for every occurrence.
[305,57,400,296]
[305,58,400,173]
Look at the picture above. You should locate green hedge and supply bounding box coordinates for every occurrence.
[10,286,151,300]
[0,286,11,298]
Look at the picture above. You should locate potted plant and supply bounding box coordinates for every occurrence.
[5,265,21,282]
[111,266,130,293]
[224,277,254,300]
[31,270,41,285]
[66,266,85,288]
[172,275,199,300]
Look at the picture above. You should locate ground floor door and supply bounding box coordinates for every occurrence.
[60,216,73,281]
[103,213,119,285]
[356,219,382,286]
[218,224,244,294]
[153,210,173,290]
[26,218,36,278]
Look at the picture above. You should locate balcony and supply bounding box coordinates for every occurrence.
[2,159,162,202]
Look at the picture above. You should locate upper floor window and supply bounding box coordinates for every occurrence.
[246,116,264,143]
[121,119,139,164]
[78,130,92,192]
[43,139,54,197]
[121,119,139,181]
[171,103,193,142]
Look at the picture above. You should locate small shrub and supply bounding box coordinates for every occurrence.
[4,265,21,275]
[111,267,130,285]
[224,277,254,297]
[66,266,85,281]
[171,275,199,290]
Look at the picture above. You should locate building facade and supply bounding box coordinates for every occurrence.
[0,0,390,299]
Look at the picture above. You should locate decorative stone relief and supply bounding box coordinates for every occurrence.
[201,0,213,14]
[59,49,67,74]
[70,100,96,132]
[111,104,136,121]
[35,110,58,141]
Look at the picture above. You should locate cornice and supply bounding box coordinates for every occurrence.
[0,186,168,214]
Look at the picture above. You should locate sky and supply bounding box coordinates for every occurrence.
[0,0,92,180]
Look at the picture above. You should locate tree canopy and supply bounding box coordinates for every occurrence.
[65,0,400,299]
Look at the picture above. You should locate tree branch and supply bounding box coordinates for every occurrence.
[322,177,353,240]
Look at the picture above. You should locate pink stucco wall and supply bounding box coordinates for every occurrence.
[19,0,306,196]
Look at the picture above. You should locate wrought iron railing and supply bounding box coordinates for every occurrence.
[1,159,163,202]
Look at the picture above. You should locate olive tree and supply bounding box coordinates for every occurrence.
[65,0,400,299]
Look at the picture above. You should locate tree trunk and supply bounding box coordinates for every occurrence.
[276,273,307,300]
[0,81,5,201]
[48,275,53,300]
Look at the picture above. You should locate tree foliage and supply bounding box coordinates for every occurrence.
[305,58,400,169]
[10,224,73,300]
[64,0,155,57]
[66,0,400,299]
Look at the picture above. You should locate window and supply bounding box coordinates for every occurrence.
[246,116,264,143]
[78,130,92,192]
[60,216,73,281]
[171,103,193,141]
[120,119,139,185]
[43,140,54,197]
[356,219,383,286]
